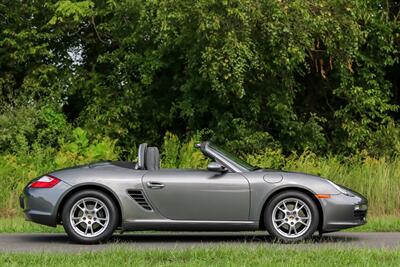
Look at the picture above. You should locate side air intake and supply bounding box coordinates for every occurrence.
[127,190,153,211]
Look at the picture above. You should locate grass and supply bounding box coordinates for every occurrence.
[1,246,400,266]
[347,216,400,232]
[0,216,398,233]
[0,217,63,233]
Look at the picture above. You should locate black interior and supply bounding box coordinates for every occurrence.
[136,143,160,171]
[145,147,160,171]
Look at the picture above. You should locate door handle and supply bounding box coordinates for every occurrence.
[146,181,165,189]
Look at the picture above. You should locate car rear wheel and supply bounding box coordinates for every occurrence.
[264,190,319,242]
[62,190,119,244]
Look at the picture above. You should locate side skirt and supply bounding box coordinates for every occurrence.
[122,219,260,231]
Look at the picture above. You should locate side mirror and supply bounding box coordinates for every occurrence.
[207,162,227,172]
[194,143,202,148]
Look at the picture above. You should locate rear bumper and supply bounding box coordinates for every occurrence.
[20,181,71,227]
[321,192,368,232]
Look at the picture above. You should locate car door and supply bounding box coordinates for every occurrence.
[142,169,250,221]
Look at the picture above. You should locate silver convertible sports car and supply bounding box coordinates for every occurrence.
[20,142,367,243]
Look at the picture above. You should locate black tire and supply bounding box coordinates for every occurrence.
[264,190,319,243]
[62,190,119,244]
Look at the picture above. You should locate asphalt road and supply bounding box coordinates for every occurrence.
[0,232,399,253]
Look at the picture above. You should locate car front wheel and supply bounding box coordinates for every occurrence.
[62,190,119,244]
[264,190,319,242]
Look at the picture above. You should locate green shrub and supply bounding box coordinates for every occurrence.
[161,132,181,168]
[246,148,286,169]
[55,128,118,167]
[161,132,209,169]
[366,121,400,158]
[0,128,118,217]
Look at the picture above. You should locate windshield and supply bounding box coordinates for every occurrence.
[209,143,257,171]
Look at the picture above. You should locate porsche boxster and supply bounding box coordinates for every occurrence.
[20,141,367,243]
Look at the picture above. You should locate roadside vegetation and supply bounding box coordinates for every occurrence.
[1,246,400,266]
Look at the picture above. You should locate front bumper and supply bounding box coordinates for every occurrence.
[20,181,71,227]
[320,192,368,232]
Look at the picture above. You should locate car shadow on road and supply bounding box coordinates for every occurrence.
[19,232,360,245]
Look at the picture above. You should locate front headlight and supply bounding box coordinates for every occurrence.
[326,180,355,197]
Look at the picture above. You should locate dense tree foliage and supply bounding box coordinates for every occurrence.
[1,0,400,157]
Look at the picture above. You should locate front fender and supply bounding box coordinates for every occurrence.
[249,171,340,222]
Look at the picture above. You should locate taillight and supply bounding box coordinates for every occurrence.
[30,175,60,188]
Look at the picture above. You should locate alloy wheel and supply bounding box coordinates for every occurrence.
[271,197,312,238]
[69,197,110,238]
